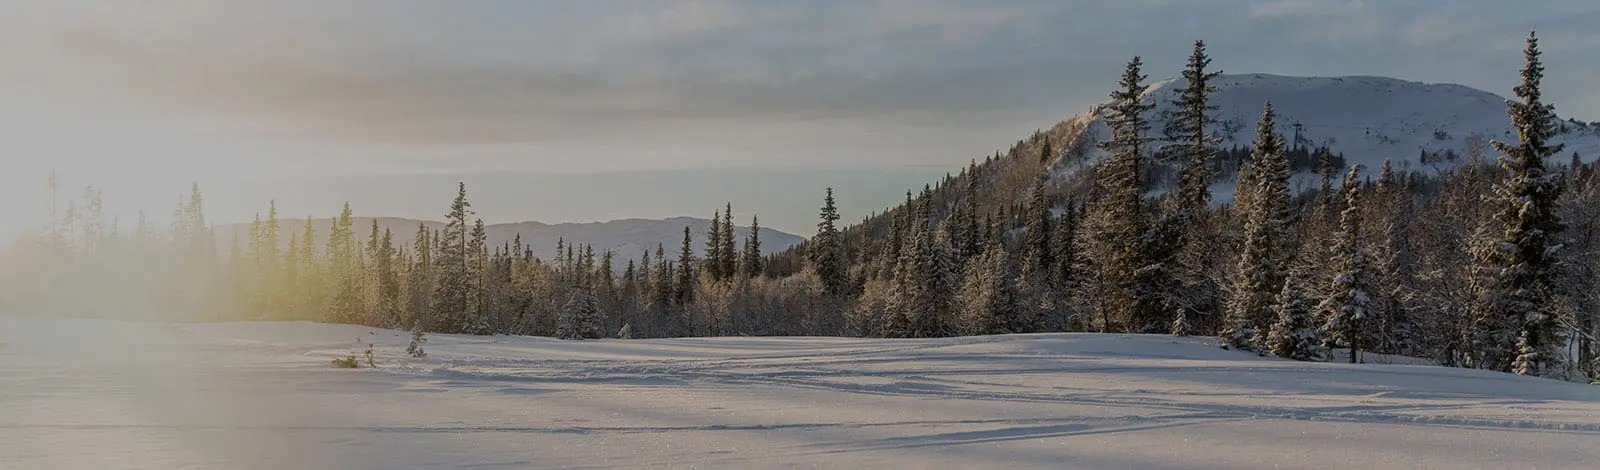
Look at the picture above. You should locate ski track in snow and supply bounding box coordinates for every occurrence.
[2,316,1597,469]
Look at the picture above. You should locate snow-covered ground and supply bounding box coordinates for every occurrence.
[2,316,1596,469]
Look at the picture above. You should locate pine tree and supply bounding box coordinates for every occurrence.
[406,330,428,358]
[1268,275,1322,361]
[676,226,696,306]
[811,188,846,296]
[324,203,358,321]
[890,191,956,337]
[1087,56,1156,333]
[958,241,1019,334]
[706,209,725,280]
[262,200,281,316]
[298,217,321,317]
[406,223,434,330]
[1317,149,1338,210]
[556,285,604,340]
[1320,165,1374,364]
[1369,159,1418,356]
[1022,175,1054,281]
[598,250,616,297]
[463,218,490,334]
[1222,101,1290,350]
[719,203,738,280]
[284,232,301,315]
[432,183,473,333]
[640,248,653,295]
[740,214,763,278]
[373,228,401,329]
[1472,31,1569,377]
[1164,40,1221,217]
[1052,201,1080,294]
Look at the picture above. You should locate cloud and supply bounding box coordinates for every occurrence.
[1247,0,1382,45]
[4,0,1598,158]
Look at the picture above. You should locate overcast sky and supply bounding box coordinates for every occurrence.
[2,1,1597,236]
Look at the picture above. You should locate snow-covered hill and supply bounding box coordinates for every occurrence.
[3,315,1596,469]
[1063,73,1600,181]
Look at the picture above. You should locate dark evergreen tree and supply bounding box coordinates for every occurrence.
[1223,101,1290,350]
[676,227,696,306]
[706,209,725,280]
[431,183,473,333]
[556,285,604,340]
[1473,31,1569,377]
[1320,165,1374,363]
[405,223,434,330]
[1269,275,1322,361]
[1022,175,1054,282]
[740,214,763,278]
[811,188,846,296]
[373,228,401,328]
[958,240,1019,334]
[1164,40,1222,217]
[1086,56,1157,333]
[719,203,738,279]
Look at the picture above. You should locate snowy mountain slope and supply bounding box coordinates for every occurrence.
[217,216,805,264]
[1063,73,1600,181]
[3,316,1596,469]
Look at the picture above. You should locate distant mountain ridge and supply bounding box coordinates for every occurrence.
[217,216,805,265]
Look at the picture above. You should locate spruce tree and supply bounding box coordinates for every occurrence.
[1369,159,1418,356]
[406,223,434,330]
[262,200,281,316]
[1052,200,1080,294]
[719,203,738,279]
[652,243,671,315]
[464,218,490,334]
[639,248,652,295]
[1320,165,1374,364]
[374,228,401,328]
[1164,40,1221,217]
[556,285,604,340]
[1222,101,1290,350]
[1087,56,1156,333]
[811,188,846,296]
[706,209,725,280]
[1315,149,1339,224]
[741,214,763,278]
[958,241,1019,335]
[1268,275,1322,361]
[432,183,473,333]
[898,195,955,337]
[283,232,301,316]
[1023,175,1054,282]
[298,217,321,317]
[1473,31,1569,377]
[676,226,696,306]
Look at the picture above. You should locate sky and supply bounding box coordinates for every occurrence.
[2,1,1597,237]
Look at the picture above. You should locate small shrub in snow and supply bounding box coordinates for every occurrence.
[332,355,360,368]
[407,330,427,358]
[618,323,633,339]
